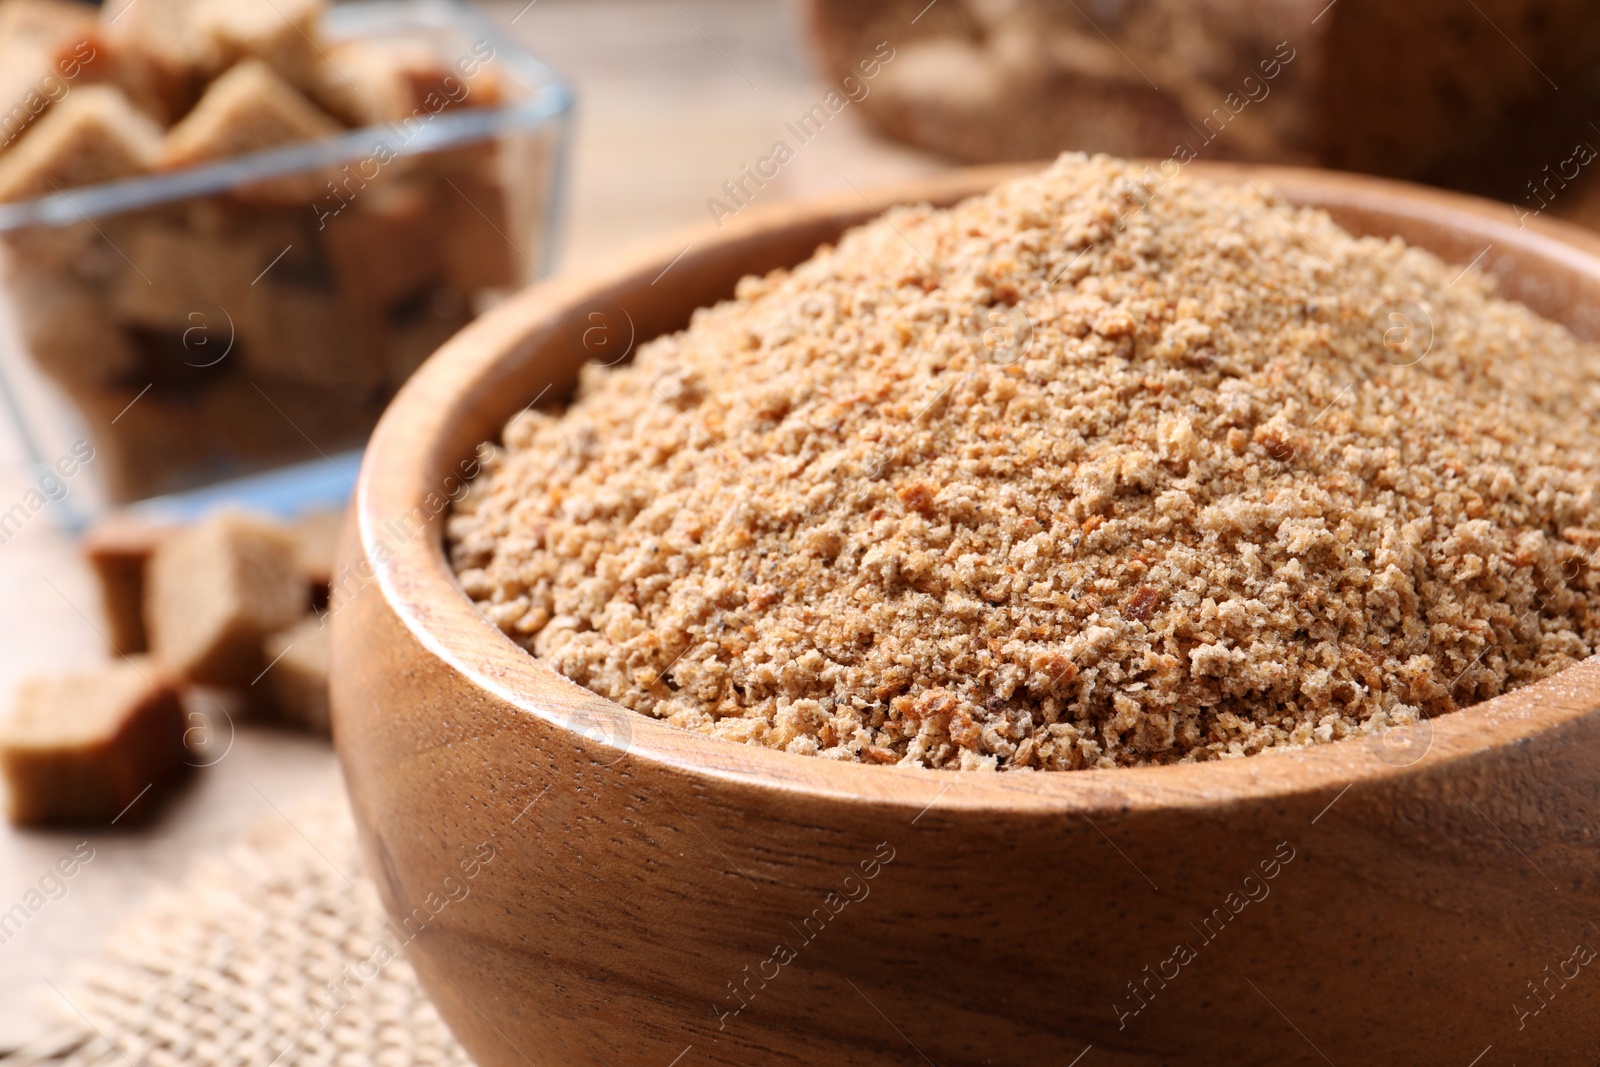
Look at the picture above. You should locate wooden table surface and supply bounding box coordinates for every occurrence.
[0,0,946,1047]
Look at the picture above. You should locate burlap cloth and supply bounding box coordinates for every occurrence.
[0,789,471,1067]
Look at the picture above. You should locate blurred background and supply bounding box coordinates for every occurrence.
[3,0,1599,1054]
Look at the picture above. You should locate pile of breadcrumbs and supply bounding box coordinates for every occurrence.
[448,154,1600,771]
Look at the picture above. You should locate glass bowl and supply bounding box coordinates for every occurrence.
[0,0,571,521]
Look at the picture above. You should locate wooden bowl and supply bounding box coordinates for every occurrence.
[331,163,1600,1067]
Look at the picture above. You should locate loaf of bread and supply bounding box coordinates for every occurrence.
[802,0,1600,184]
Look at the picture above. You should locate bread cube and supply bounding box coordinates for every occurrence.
[0,657,184,825]
[0,2,176,127]
[289,509,343,607]
[91,34,174,124]
[197,376,383,466]
[82,513,176,654]
[0,219,105,278]
[192,0,325,92]
[146,510,306,685]
[163,58,340,177]
[240,281,387,392]
[108,221,266,330]
[99,0,209,106]
[262,616,330,734]
[437,171,520,291]
[0,0,94,47]
[63,381,209,502]
[320,183,442,307]
[312,37,484,126]
[85,509,337,657]
[0,83,162,202]
[0,0,97,147]
[9,269,138,386]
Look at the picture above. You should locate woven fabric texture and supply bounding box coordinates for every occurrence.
[0,791,470,1067]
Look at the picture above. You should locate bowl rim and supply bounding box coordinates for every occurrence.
[349,159,1600,818]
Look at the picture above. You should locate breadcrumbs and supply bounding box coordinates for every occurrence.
[447,154,1600,771]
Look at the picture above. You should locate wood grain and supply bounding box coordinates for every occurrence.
[332,163,1600,1066]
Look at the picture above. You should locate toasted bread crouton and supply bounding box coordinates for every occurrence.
[163,58,340,168]
[0,658,184,825]
[0,83,161,201]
